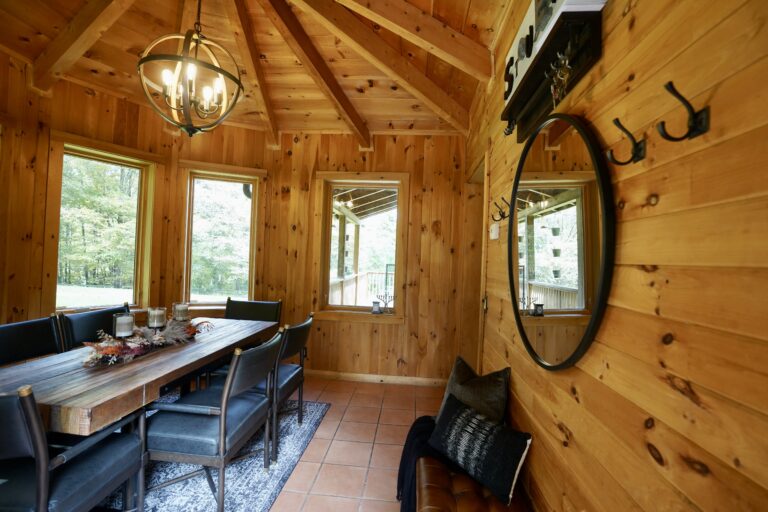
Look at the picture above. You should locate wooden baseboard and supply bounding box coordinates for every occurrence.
[304,369,447,387]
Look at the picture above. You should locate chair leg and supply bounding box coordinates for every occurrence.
[298,382,304,424]
[137,409,146,511]
[264,410,271,469]
[136,466,145,512]
[217,467,225,512]
[272,398,279,461]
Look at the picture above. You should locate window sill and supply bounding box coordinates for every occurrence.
[314,310,405,325]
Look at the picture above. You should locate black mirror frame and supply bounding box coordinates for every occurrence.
[507,113,616,371]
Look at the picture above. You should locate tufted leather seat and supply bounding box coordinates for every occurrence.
[416,456,531,512]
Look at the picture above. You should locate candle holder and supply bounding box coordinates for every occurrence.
[148,307,167,333]
[376,292,395,313]
[372,301,382,314]
[113,312,135,339]
[173,302,190,321]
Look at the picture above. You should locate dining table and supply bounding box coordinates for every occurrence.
[0,317,278,436]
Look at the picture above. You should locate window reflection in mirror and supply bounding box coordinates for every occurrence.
[517,187,585,311]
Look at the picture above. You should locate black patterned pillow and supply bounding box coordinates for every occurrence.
[437,357,510,424]
[428,393,531,504]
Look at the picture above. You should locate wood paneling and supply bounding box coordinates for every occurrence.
[470,0,768,510]
[0,0,511,135]
[0,52,482,380]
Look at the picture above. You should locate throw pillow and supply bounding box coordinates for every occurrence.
[428,393,532,504]
[437,356,509,424]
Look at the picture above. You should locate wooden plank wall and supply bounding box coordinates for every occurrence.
[0,52,482,379]
[468,0,768,510]
[261,132,478,378]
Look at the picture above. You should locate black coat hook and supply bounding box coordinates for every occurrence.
[492,200,508,222]
[606,117,646,166]
[656,81,710,141]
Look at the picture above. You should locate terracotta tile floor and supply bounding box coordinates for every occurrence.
[272,376,444,512]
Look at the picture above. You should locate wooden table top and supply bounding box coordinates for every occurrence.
[0,318,278,435]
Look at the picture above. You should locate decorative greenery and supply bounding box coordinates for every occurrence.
[82,319,213,367]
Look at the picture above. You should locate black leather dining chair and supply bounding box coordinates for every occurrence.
[57,303,130,351]
[146,329,284,512]
[225,297,282,323]
[255,313,313,461]
[0,385,145,512]
[204,298,283,381]
[0,315,61,366]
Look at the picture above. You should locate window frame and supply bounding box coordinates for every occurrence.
[513,181,599,316]
[49,143,155,312]
[183,169,261,306]
[313,172,409,319]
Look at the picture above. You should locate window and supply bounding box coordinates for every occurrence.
[516,186,586,311]
[187,173,257,303]
[56,153,143,308]
[317,175,407,315]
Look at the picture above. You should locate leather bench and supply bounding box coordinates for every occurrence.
[416,456,532,512]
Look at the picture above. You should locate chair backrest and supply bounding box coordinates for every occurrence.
[59,304,130,351]
[225,298,282,323]
[0,386,50,510]
[280,313,313,361]
[223,329,284,399]
[0,316,61,366]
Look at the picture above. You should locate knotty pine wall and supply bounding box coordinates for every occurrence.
[0,52,482,380]
[468,0,768,510]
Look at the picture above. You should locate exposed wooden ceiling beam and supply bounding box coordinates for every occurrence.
[255,0,371,149]
[335,0,491,82]
[291,0,468,135]
[33,0,136,91]
[175,0,198,33]
[223,0,281,148]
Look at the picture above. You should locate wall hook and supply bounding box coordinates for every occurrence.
[656,81,710,141]
[606,117,646,166]
[492,200,508,222]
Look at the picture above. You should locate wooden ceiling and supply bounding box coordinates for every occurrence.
[0,0,511,145]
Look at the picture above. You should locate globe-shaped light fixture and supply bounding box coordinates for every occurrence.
[137,9,243,136]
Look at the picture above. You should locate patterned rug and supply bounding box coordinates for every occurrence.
[106,399,329,512]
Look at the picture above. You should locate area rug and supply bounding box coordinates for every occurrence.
[107,399,329,512]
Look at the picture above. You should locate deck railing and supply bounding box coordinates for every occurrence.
[329,271,395,307]
[525,281,580,309]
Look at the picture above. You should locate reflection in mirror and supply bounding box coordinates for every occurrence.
[509,115,614,370]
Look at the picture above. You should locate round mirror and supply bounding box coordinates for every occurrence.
[507,114,615,370]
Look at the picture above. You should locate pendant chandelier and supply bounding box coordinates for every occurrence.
[137,0,243,136]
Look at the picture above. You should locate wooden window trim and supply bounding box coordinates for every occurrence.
[183,168,262,306]
[312,172,409,321]
[46,141,155,313]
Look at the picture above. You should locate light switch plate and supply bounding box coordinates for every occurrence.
[489,222,500,240]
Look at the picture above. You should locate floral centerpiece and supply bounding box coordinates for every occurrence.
[83,319,213,367]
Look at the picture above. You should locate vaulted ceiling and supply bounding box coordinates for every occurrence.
[0,0,511,146]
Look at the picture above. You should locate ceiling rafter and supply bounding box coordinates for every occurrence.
[335,0,492,82]
[290,0,469,135]
[223,0,281,148]
[255,0,371,149]
[33,0,137,92]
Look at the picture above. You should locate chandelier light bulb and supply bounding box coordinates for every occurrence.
[161,69,174,86]
[202,85,213,109]
[186,63,197,80]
